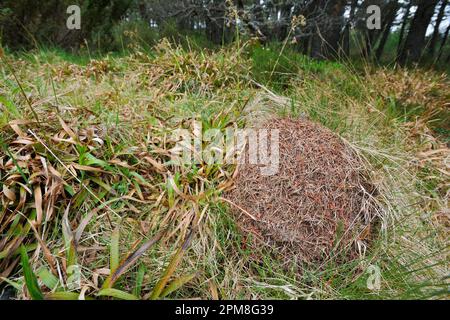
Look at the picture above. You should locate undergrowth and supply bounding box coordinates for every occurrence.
[0,40,448,300]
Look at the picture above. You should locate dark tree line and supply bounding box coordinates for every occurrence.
[1,0,449,64]
[0,0,133,49]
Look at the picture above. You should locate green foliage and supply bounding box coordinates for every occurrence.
[20,246,44,300]
[249,42,342,91]
[159,19,182,43]
[1,38,448,301]
[111,20,158,52]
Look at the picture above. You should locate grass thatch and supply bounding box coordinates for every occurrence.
[226,117,381,266]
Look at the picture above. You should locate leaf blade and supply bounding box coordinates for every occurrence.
[97,288,139,300]
[20,245,44,300]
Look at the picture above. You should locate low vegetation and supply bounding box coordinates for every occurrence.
[0,39,448,299]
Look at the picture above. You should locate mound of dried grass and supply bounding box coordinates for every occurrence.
[227,118,379,264]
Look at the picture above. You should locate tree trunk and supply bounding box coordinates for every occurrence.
[397,0,412,58]
[428,0,448,57]
[364,29,377,59]
[360,0,384,60]
[437,23,450,61]
[342,0,359,57]
[205,0,229,45]
[398,0,440,65]
[277,1,292,41]
[375,1,400,61]
[310,0,347,60]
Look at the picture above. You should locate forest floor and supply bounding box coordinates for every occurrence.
[0,41,449,299]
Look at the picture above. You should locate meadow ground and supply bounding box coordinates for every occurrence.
[0,41,448,299]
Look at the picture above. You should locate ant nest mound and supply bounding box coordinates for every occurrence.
[227,118,380,264]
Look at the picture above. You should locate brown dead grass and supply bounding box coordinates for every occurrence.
[227,117,379,265]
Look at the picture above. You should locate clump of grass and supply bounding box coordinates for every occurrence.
[368,67,450,139]
[0,40,253,299]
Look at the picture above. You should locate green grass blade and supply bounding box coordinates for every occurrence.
[45,292,82,300]
[110,227,120,272]
[37,267,59,290]
[0,95,20,118]
[149,229,194,300]
[98,288,139,300]
[102,230,164,289]
[133,263,146,297]
[20,245,44,300]
[160,273,196,298]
